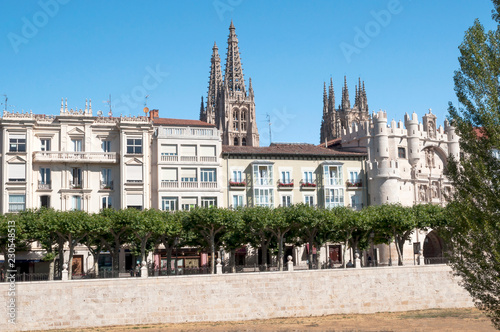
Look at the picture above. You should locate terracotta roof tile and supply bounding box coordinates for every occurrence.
[222,143,366,157]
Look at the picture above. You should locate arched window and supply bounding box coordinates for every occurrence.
[242,137,247,146]
[241,109,247,131]
[232,109,239,131]
[234,137,239,146]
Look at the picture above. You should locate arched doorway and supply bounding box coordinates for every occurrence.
[423,230,447,264]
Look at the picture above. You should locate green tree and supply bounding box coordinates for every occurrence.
[0,214,28,282]
[54,210,93,279]
[242,206,275,269]
[445,1,500,326]
[21,209,60,280]
[99,208,133,274]
[186,206,233,274]
[220,208,246,273]
[129,209,165,264]
[292,204,325,269]
[160,210,186,275]
[270,206,298,271]
[367,204,415,266]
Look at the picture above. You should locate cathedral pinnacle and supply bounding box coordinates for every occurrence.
[342,76,350,110]
[224,21,245,93]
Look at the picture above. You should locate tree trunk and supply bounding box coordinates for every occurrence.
[260,241,268,270]
[165,244,172,276]
[210,233,215,274]
[278,232,283,271]
[48,256,55,281]
[308,237,314,270]
[395,232,405,266]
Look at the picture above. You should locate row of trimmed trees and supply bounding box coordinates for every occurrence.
[0,203,449,280]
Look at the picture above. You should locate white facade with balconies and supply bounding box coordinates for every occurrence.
[151,119,222,211]
[0,101,153,214]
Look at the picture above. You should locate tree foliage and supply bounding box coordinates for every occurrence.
[446,1,500,327]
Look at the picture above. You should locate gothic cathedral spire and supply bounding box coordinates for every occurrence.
[201,21,259,146]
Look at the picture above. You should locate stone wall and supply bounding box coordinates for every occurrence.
[1,265,473,331]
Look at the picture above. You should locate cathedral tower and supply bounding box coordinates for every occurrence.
[201,21,259,146]
[320,76,369,143]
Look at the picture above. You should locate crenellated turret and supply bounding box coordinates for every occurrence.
[445,119,460,159]
[373,110,389,160]
[405,111,420,166]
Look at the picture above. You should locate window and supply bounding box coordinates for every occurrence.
[242,137,246,146]
[40,168,51,185]
[127,194,143,210]
[9,134,26,152]
[232,195,244,208]
[71,139,82,152]
[9,194,25,212]
[126,138,142,154]
[350,194,361,210]
[281,195,292,207]
[8,164,26,182]
[126,165,143,182]
[254,188,274,207]
[398,147,406,159]
[40,139,51,151]
[241,111,247,131]
[200,169,216,182]
[234,137,239,146]
[324,165,343,185]
[304,195,314,207]
[232,170,243,182]
[201,197,217,208]
[40,195,50,208]
[233,110,239,131]
[181,198,197,211]
[102,196,112,209]
[348,171,361,186]
[101,140,111,152]
[71,168,82,187]
[326,188,344,208]
[303,171,313,184]
[280,171,291,184]
[72,196,82,210]
[253,164,273,185]
[180,168,197,182]
[161,168,177,183]
[161,144,177,156]
[101,169,112,188]
[162,197,177,211]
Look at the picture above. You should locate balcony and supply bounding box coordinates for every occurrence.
[180,156,197,162]
[33,151,118,163]
[277,181,294,190]
[161,180,179,188]
[160,180,218,190]
[160,155,179,162]
[300,180,317,190]
[346,180,363,189]
[69,181,83,190]
[100,181,114,190]
[229,180,246,190]
[38,181,51,190]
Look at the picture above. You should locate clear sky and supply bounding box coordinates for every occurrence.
[1,0,497,145]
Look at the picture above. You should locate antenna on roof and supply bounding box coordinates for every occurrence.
[266,113,272,145]
[143,95,150,115]
[103,94,112,117]
[2,94,7,112]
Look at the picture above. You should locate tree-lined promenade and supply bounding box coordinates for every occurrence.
[0,203,448,280]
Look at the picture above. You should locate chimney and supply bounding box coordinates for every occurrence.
[149,109,159,120]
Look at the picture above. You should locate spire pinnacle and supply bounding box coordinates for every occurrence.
[342,76,350,110]
[224,21,245,93]
[204,40,223,124]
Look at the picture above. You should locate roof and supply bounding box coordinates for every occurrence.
[152,118,216,127]
[318,138,342,148]
[222,143,366,157]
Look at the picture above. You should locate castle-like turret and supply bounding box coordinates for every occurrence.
[445,119,460,159]
[373,110,389,160]
[405,112,421,166]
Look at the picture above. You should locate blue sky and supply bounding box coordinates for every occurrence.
[0,0,497,145]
